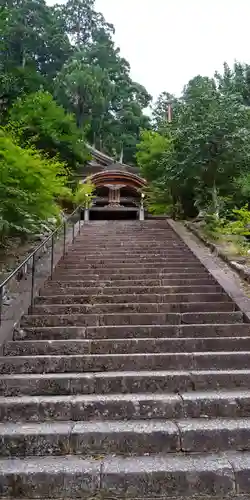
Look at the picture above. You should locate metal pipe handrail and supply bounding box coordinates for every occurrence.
[0,206,82,326]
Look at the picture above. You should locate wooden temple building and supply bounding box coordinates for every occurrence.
[77,146,147,220]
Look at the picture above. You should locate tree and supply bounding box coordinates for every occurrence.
[215,61,250,106]
[53,0,114,47]
[138,74,250,217]
[55,52,112,130]
[0,0,154,245]
[8,90,89,168]
[177,76,250,215]
[0,128,71,243]
[74,177,96,207]
[55,29,152,163]
[136,130,171,182]
[0,0,70,114]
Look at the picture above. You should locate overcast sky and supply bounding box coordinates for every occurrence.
[46,0,250,100]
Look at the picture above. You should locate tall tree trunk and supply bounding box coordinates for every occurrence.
[212,181,219,219]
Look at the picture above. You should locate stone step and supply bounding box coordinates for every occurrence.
[72,240,185,245]
[68,251,195,258]
[0,451,248,498]
[15,323,250,341]
[35,293,229,306]
[73,233,180,237]
[41,284,224,296]
[70,240,188,245]
[44,277,217,288]
[62,256,199,263]
[57,262,204,270]
[0,370,192,396]
[72,236,182,241]
[54,266,206,275]
[70,246,192,252]
[5,336,250,357]
[53,273,212,282]
[29,302,235,316]
[1,391,250,422]
[2,369,250,397]
[2,351,250,374]
[2,418,250,458]
[0,420,180,457]
[20,311,243,327]
[61,252,199,259]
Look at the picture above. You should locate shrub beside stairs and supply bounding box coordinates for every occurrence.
[0,220,250,498]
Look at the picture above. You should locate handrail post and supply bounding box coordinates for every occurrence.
[79,207,81,234]
[63,220,66,256]
[30,254,36,312]
[72,219,75,243]
[0,285,3,327]
[50,234,54,279]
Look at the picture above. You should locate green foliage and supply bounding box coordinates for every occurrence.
[144,184,174,216]
[0,0,71,113]
[8,90,88,168]
[201,213,224,241]
[1,0,152,165]
[222,206,250,237]
[74,178,96,208]
[136,130,172,182]
[0,129,71,243]
[138,70,250,219]
[53,0,114,47]
[55,21,152,164]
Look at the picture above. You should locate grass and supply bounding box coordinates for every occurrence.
[191,220,250,262]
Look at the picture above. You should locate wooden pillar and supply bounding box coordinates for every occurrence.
[105,184,125,207]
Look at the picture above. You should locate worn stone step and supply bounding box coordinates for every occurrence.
[2,418,250,458]
[70,243,190,249]
[68,251,195,258]
[73,244,187,249]
[15,323,250,341]
[2,391,250,422]
[0,353,193,374]
[6,336,250,357]
[73,240,184,244]
[2,369,250,397]
[44,277,217,288]
[61,253,200,260]
[40,284,223,296]
[0,452,248,498]
[57,262,204,270]
[72,236,182,241]
[54,273,212,282]
[20,311,243,327]
[0,370,194,396]
[54,266,206,276]
[2,351,250,374]
[0,420,181,457]
[29,302,235,316]
[62,256,199,264]
[0,393,183,421]
[179,418,250,452]
[73,234,181,238]
[35,293,229,306]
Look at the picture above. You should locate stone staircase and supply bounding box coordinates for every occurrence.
[1,220,250,499]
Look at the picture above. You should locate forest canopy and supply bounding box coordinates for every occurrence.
[0,0,151,242]
[137,65,250,227]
